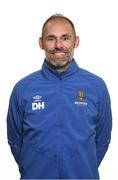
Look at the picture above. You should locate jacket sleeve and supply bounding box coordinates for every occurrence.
[7,85,23,164]
[96,80,112,167]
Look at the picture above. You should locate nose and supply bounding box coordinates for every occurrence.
[55,39,63,49]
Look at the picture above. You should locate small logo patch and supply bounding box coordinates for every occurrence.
[75,90,87,106]
[33,95,42,102]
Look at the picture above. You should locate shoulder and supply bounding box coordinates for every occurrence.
[78,67,110,97]
[12,70,42,94]
[78,67,110,101]
[79,67,107,88]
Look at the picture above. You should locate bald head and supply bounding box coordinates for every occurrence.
[41,14,76,38]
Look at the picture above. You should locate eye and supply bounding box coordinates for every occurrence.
[62,35,70,41]
[48,37,54,41]
[46,36,55,41]
[63,37,69,40]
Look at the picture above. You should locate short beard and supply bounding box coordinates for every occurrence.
[45,59,72,71]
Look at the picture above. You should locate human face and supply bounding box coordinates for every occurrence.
[39,18,79,71]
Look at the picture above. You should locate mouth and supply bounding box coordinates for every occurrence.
[49,49,67,54]
[50,51,68,57]
[53,52,65,55]
[51,52,67,59]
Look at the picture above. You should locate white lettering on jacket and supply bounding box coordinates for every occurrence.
[32,102,45,110]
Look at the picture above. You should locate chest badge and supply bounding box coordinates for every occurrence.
[75,90,87,106]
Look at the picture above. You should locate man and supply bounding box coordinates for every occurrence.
[7,14,112,179]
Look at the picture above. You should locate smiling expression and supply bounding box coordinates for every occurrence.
[39,18,79,71]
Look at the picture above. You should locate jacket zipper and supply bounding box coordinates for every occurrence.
[57,76,64,178]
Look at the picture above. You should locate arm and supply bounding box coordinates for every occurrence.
[96,80,112,167]
[7,85,23,164]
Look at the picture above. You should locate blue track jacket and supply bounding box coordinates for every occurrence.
[7,59,112,179]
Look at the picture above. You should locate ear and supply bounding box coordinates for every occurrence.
[74,36,80,48]
[39,37,44,49]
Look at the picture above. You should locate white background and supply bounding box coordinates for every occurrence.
[0,0,117,179]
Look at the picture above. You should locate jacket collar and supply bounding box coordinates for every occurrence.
[41,58,79,80]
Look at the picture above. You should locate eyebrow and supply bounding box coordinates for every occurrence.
[45,34,72,39]
[62,34,72,38]
[45,35,55,39]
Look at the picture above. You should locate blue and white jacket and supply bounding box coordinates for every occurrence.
[7,59,112,179]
